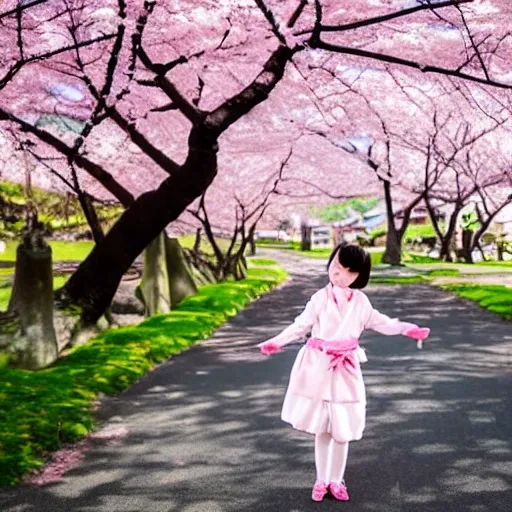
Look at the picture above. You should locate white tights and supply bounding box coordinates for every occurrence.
[314,432,349,484]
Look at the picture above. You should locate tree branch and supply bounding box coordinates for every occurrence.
[206,45,296,136]
[254,0,287,45]
[287,0,308,28]
[312,40,512,90]
[0,33,117,91]
[296,0,472,36]
[0,0,50,21]
[0,108,134,206]
[108,107,181,174]
[138,47,204,125]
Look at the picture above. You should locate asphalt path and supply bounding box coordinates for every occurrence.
[1,250,511,511]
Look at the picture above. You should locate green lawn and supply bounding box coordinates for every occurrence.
[370,268,461,285]
[404,222,438,240]
[370,275,425,285]
[0,260,288,487]
[0,241,94,263]
[439,283,512,321]
[1,235,244,264]
[478,260,512,268]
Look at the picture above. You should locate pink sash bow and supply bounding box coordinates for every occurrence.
[307,337,359,373]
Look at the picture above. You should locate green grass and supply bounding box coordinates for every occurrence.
[402,253,440,264]
[255,239,293,247]
[369,268,461,285]
[247,258,279,266]
[1,235,256,264]
[0,241,94,263]
[0,260,288,487]
[426,269,461,277]
[439,283,512,320]
[369,222,441,241]
[370,275,425,285]
[478,260,512,268]
[404,222,439,240]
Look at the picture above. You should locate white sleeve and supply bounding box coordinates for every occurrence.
[362,293,416,336]
[365,308,416,336]
[267,289,325,347]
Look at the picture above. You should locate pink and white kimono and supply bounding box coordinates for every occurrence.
[273,283,417,443]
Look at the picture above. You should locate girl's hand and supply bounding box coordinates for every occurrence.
[403,326,430,345]
[258,341,282,356]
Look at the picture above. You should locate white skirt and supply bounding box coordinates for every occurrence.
[281,344,367,443]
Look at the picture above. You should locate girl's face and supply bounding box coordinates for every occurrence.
[328,256,359,289]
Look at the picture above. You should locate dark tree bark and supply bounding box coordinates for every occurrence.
[301,224,312,251]
[383,228,402,265]
[382,180,400,265]
[57,127,218,323]
[425,194,462,262]
[439,208,460,262]
[461,229,474,263]
[77,192,105,243]
[381,180,422,265]
[249,230,257,256]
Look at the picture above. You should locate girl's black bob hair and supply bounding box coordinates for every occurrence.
[327,242,371,289]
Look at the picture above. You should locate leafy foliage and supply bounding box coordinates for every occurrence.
[311,198,380,223]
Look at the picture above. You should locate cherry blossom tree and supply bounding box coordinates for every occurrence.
[419,121,512,261]
[1,0,512,324]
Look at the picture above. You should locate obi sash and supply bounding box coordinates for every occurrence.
[306,337,360,373]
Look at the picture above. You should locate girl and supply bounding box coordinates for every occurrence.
[257,243,430,502]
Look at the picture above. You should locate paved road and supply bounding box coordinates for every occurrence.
[1,250,511,511]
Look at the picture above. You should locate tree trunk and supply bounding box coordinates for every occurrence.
[381,180,402,265]
[56,128,218,324]
[77,192,104,243]
[497,238,504,261]
[7,234,58,369]
[382,228,402,265]
[439,207,461,262]
[138,232,172,317]
[440,237,453,262]
[301,224,311,251]
[183,248,218,285]
[461,229,474,263]
[249,231,256,256]
[165,236,198,307]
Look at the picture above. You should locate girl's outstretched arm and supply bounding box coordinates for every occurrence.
[257,289,323,355]
[364,306,430,344]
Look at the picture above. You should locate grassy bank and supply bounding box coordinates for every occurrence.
[369,271,511,320]
[0,259,288,487]
[439,283,512,321]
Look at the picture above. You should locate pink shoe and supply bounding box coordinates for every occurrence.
[329,481,350,501]
[312,481,328,502]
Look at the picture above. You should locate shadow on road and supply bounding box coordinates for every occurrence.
[1,258,511,511]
